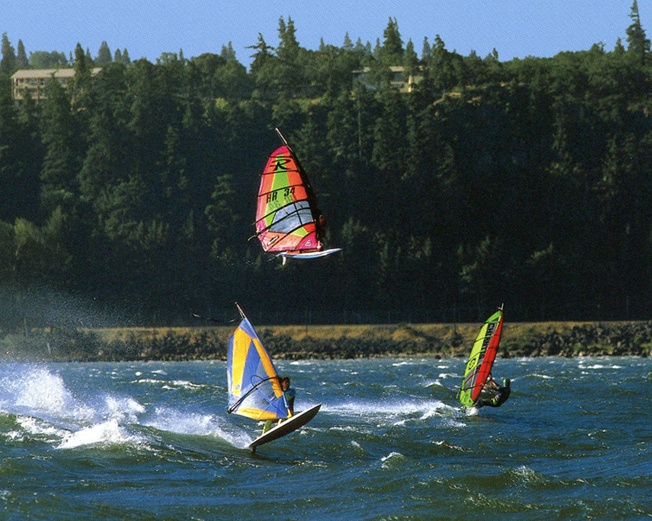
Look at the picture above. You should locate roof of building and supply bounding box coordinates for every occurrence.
[11,68,102,79]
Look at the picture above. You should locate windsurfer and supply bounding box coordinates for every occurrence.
[316,211,328,236]
[281,376,295,416]
[475,377,511,408]
[484,373,500,391]
[262,376,296,434]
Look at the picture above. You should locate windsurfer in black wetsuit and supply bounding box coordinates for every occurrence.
[475,376,511,408]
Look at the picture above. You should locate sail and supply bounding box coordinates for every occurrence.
[227,316,288,421]
[255,131,323,255]
[459,308,504,407]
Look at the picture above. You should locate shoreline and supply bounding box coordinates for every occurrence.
[1,320,650,362]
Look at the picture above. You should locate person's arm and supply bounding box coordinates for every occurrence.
[485,379,499,390]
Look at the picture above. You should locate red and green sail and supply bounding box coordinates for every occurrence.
[255,131,323,256]
[459,308,504,407]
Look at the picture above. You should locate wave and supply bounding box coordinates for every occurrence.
[325,398,458,424]
[57,419,144,449]
[0,365,250,452]
[142,407,251,448]
[578,363,623,370]
[0,366,95,423]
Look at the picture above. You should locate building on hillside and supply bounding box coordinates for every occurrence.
[11,68,102,102]
[352,66,423,93]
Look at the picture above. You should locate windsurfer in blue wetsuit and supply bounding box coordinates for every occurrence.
[475,375,511,408]
[262,376,296,434]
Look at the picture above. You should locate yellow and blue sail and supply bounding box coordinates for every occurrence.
[227,317,288,421]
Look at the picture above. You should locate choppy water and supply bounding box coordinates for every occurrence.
[0,357,650,520]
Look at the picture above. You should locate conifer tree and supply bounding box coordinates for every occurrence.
[96,41,112,64]
[1,33,16,75]
[343,33,353,51]
[626,0,650,60]
[379,18,403,64]
[39,79,82,215]
[220,42,237,61]
[0,75,33,221]
[115,48,131,64]
[421,37,431,61]
[16,40,28,68]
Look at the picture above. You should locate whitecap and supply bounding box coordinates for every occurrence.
[57,419,143,449]
[380,451,406,468]
[170,380,204,390]
[327,399,456,425]
[134,378,163,385]
[17,415,68,438]
[143,407,249,448]
[580,364,623,370]
[381,451,404,462]
[423,379,442,388]
[0,367,94,422]
[288,360,314,366]
[420,402,458,419]
[104,395,145,423]
[145,407,219,436]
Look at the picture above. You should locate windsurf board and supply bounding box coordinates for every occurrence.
[249,403,321,451]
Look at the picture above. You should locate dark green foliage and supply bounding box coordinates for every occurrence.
[96,41,112,64]
[28,51,69,69]
[1,33,16,75]
[1,12,651,331]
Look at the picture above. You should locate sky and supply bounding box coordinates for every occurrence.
[4,1,644,67]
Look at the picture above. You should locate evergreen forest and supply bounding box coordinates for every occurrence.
[0,5,651,330]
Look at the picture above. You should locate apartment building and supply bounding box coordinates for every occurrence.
[11,68,101,101]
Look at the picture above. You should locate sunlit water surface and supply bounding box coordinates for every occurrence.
[0,357,650,520]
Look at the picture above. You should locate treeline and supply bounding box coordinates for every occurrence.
[0,5,651,331]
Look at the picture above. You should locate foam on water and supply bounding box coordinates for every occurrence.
[0,366,94,423]
[3,415,68,443]
[579,363,623,370]
[0,358,649,520]
[326,398,457,429]
[380,451,406,468]
[143,406,250,447]
[424,378,450,389]
[58,419,143,449]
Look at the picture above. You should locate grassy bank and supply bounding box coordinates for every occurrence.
[1,320,651,362]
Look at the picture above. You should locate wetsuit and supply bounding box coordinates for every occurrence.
[283,387,296,416]
[475,379,511,408]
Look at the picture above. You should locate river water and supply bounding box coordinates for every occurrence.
[0,357,650,520]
